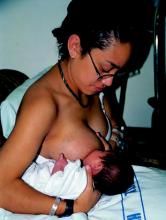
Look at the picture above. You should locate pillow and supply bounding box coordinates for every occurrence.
[0,66,52,138]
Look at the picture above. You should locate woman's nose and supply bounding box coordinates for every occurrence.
[101,77,114,87]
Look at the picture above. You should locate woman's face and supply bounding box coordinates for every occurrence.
[72,39,132,95]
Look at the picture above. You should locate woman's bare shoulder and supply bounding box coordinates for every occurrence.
[15,80,58,132]
[22,76,57,109]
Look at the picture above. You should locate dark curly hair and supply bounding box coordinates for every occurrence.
[93,152,134,195]
[52,0,154,72]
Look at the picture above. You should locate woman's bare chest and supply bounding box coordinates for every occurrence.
[41,102,108,160]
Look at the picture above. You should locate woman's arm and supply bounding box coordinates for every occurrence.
[0,90,57,214]
[103,91,126,151]
[0,89,100,215]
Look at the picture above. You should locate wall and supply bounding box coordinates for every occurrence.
[0,0,154,128]
[123,48,154,127]
[0,0,71,76]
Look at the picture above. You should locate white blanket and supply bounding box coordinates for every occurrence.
[22,155,87,199]
[1,165,166,220]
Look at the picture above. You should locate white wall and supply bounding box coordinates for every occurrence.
[0,0,71,76]
[123,48,154,127]
[0,0,154,128]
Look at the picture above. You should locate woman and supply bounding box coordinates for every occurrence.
[0,0,153,217]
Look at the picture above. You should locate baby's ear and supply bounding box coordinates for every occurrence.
[91,163,103,176]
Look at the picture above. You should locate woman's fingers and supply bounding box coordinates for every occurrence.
[85,165,101,197]
[85,164,101,195]
[74,165,101,213]
[85,165,93,190]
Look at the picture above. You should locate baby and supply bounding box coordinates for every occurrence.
[22,150,134,198]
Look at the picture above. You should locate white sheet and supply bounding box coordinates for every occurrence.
[1,165,166,220]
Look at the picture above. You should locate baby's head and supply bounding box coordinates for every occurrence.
[83,150,134,195]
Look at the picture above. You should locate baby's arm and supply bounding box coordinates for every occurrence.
[51,153,68,175]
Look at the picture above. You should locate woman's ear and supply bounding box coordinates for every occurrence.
[68,34,82,58]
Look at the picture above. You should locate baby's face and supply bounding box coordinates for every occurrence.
[83,150,110,176]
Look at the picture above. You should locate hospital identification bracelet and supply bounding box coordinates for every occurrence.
[49,197,61,216]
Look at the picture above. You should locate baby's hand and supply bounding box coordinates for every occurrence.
[51,153,68,175]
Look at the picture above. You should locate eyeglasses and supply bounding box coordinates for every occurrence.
[88,52,127,81]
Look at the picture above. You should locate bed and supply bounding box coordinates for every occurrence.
[0,69,166,220]
[0,165,166,220]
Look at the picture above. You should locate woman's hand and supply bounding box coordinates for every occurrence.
[74,165,101,213]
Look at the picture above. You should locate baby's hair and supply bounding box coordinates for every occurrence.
[93,152,134,195]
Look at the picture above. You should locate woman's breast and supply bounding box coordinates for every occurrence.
[41,104,108,160]
[41,121,103,160]
[41,128,102,160]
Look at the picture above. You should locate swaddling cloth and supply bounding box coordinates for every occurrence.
[22,155,87,199]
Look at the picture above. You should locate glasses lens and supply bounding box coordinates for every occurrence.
[97,74,112,81]
[97,71,128,81]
